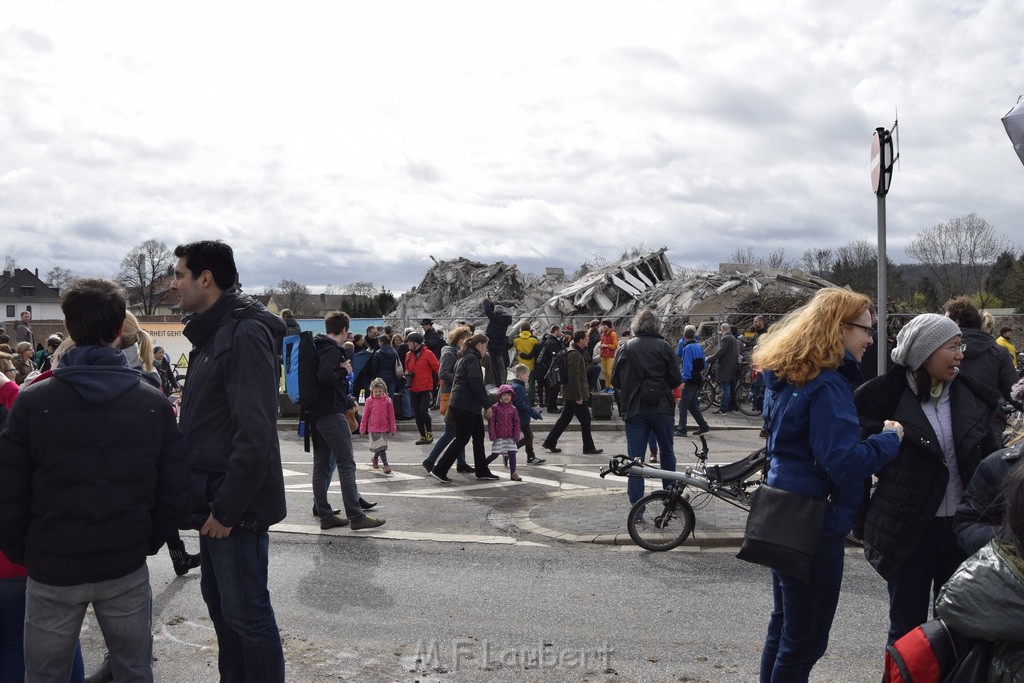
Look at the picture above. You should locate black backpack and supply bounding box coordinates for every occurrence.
[883,618,990,683]
[545,348,570,387]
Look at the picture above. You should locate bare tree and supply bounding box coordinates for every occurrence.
[46,266,78,293]
[906,213,1011,307]
[801,248,833,278]
[115,240,174,315]
[728,247,757,265]
[3,254,15,273]
[765,247,795,270]
[343,281,377,298]
[276,278,311,316]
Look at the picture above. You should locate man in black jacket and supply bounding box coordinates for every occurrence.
[311,311,385,531]
[611,308,683,507]
[0,278,187,681]
[172,240,288,682]
[483,297,513,384]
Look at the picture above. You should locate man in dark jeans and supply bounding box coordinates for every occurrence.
[171,240,288,682]
[541,330,603,455]
[311,310,385,531]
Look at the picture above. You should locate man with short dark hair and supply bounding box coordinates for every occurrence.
[996,326,1017,370]
[0,278,186,681]
[483,298,513,384]
[540,330,603,455]
[311,310,385,530]
[944,295,1017,402]
[676,325,711,437]
[706,322,739,413]
[14,310,33,346]
[171,240,288,681]
[612,308,682,507]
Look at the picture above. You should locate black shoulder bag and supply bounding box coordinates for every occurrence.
[736,384,828,583]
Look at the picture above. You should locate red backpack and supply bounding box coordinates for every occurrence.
[883,619,990,683]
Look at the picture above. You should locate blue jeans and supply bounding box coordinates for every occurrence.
[400,387,413,418]
[1,577,84,683]
[760,535,845,682]
[623,413,676,505]
[24,566,149,682]
[720,379,735,412]
[200,530,285,683]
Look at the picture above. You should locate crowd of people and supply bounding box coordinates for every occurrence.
[2,254,1024,681]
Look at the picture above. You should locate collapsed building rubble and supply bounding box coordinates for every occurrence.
[386,250,836,338]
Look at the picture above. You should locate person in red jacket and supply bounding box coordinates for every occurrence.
[405,332,440,444]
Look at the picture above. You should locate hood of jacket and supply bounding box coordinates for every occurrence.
[960,327,998,361]
[53,346,141,403]
[182,288,287,349]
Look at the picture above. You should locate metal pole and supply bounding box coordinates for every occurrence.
[876,192,887,376]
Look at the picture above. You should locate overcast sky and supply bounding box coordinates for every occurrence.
[3,1,1023,294]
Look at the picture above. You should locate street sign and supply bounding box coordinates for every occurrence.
[871,127,894,196]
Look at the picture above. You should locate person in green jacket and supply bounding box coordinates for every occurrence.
[540,330,603,455]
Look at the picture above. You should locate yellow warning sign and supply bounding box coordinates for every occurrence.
[176,354,189,369]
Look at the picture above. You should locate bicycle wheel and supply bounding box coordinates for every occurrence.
[734,381,760,416]
[626,490,696,551]
[700,381,720,412]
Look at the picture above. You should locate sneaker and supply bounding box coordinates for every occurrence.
[371,455,379,469]
[510,472,522,482]
[430,471,453,483]
[527,457,546,465]
[382,465,392,474]
[694,426,711,436]
[351,515,386,530]
[456,465,476,474]
[583,448,604,455]
[476,472,500,481]
[650,456,659,463]
[542,444,562,453]
[320,515,349,530]
[422,459,433,472]
[674,429,687,436]
[415,436,430,445]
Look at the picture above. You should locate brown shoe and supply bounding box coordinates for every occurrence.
[351,515,386,530]
[320,515,349,530]
[510,472,522,482]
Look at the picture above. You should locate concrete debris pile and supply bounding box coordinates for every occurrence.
[387,251,837,334]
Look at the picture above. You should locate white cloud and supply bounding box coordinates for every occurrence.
[1,0,1023,295]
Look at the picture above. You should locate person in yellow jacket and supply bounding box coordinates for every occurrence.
[996,326,1018,370]
[598,319,618,390]
[512,323,540,404]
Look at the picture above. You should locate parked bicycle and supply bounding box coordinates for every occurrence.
[699,359,760,416]
[599,436,766,551]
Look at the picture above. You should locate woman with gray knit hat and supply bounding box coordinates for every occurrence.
[855,312,1003,647]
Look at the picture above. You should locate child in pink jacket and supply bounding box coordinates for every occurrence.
[487,384,522,480]
[360,378,397,473]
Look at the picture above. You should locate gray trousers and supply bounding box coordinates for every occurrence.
[25,564,152,682]
[312,412,365,523]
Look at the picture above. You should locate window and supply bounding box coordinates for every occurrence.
[5,305,14,317]
[20,286,34,297]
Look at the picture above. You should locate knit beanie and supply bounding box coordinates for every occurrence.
[890,314,962,371]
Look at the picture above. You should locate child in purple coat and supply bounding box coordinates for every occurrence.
[487,384,522,480]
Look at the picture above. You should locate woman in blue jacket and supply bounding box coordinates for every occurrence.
[753,288,903,682]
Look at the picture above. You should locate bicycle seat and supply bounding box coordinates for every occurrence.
[706,447,766,484]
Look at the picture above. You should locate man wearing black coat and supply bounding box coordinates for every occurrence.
[0,278,187,681]
[483,297,513,384]
[172,240,288,681]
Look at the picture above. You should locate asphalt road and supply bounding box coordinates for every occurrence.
[72,415,897,682]
[81,536,893,682]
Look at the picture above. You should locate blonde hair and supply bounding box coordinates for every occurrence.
[752,288,871,386]
[369,377,387,393]
[119,311,154,372]
[51,337,76,368]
